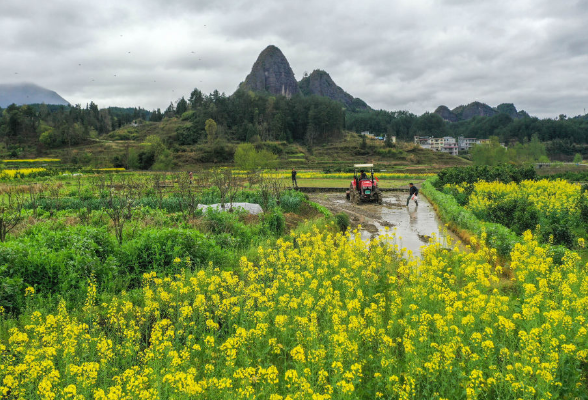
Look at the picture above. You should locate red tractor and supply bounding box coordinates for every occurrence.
[346,164,383,204]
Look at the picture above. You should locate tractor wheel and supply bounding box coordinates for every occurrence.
[346,191,350,201]
[354,192,361,205]
[377,193,383,205]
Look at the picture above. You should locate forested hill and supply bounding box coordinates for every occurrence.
[2,82,588,163]
[0,102,150,150]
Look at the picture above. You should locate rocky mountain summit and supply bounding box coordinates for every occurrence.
[434,101,529,122]
[240,45,300,98]
[298,70,368,110]
[239,45,369,109]
[0,83,69,108]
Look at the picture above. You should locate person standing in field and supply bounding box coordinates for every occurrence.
[407,182,418,206]
[189,171,193,184]
[292,168,298,188]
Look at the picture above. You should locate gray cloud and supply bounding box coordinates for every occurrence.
[1,0,587,117]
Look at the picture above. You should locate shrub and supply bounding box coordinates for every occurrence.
[0,226,117,312]
[0,225,230,314]
[436,164,537,188]
[334,212,350,232]
[262,208,285,236]
[279,190,306,213]
[116,228,229,287]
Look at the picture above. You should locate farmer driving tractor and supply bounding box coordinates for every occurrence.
[346,164,383,205]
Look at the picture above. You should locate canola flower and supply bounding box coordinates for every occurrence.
[230,169,434,180]
[1,228,587,398]
[2,159,60,163]
[467,179,583,223]
[0,168,47,180]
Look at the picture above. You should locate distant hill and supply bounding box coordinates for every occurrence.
[298,70,369,110]
[434,102,529,122]
[239,45,370,109]
[0,83,69,108]
[240,45,300,98]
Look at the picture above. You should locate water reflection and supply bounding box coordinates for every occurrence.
[358,193,458,259]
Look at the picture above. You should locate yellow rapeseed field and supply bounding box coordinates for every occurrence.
[467,179,582,222]
[1,226,586,398]
[231,170,434,180]
[2,159,60,163]
[0,168,47,180]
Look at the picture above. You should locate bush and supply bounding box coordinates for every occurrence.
[0,226,117,312]
[436,164,536,189]
[262,208,285,236]
[116,228,229,286]
[471,197,539,235]
[280,190,306,213]
[0,225,231,314]
[334,212,350,232]
[200,208,254,247]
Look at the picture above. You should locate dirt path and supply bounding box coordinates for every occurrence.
[308,191,458,258]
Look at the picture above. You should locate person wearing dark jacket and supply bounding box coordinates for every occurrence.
[407,183,419,206]
[291,168,298,188]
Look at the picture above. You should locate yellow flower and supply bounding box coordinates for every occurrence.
[290,345,306,363]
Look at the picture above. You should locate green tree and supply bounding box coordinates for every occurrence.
[528,134,547,161]
[573,153,583,163]
[189,88,204,109]
[471,136,508,166]
[205,118,218,145]
[144,135,166,157]
[175,97,188,116]
[152,150,174,170]
[411,112,447,137]
[234,143,278,171]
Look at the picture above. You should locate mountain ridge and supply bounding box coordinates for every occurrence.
[298,69,369,110]
[0,83,69,108]
[239,45,370,109]
[434,101,530,122]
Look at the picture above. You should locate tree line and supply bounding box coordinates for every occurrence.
[0,103,151,152]
[3,90,588,161]
[0,89,346,153]
[173,89,345,147]
[346,109,588,159]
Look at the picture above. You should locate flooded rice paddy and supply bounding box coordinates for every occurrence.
[308,192,460,258]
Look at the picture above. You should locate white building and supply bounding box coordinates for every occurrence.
[441,136,459,156]
[414,136,458,155]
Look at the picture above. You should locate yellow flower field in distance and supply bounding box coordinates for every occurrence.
[0,168,47,180]
[2,159,60,163]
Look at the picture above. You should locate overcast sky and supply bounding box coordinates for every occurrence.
[2,0,587,118]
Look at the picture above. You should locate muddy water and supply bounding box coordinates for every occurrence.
[308,192,459,259]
